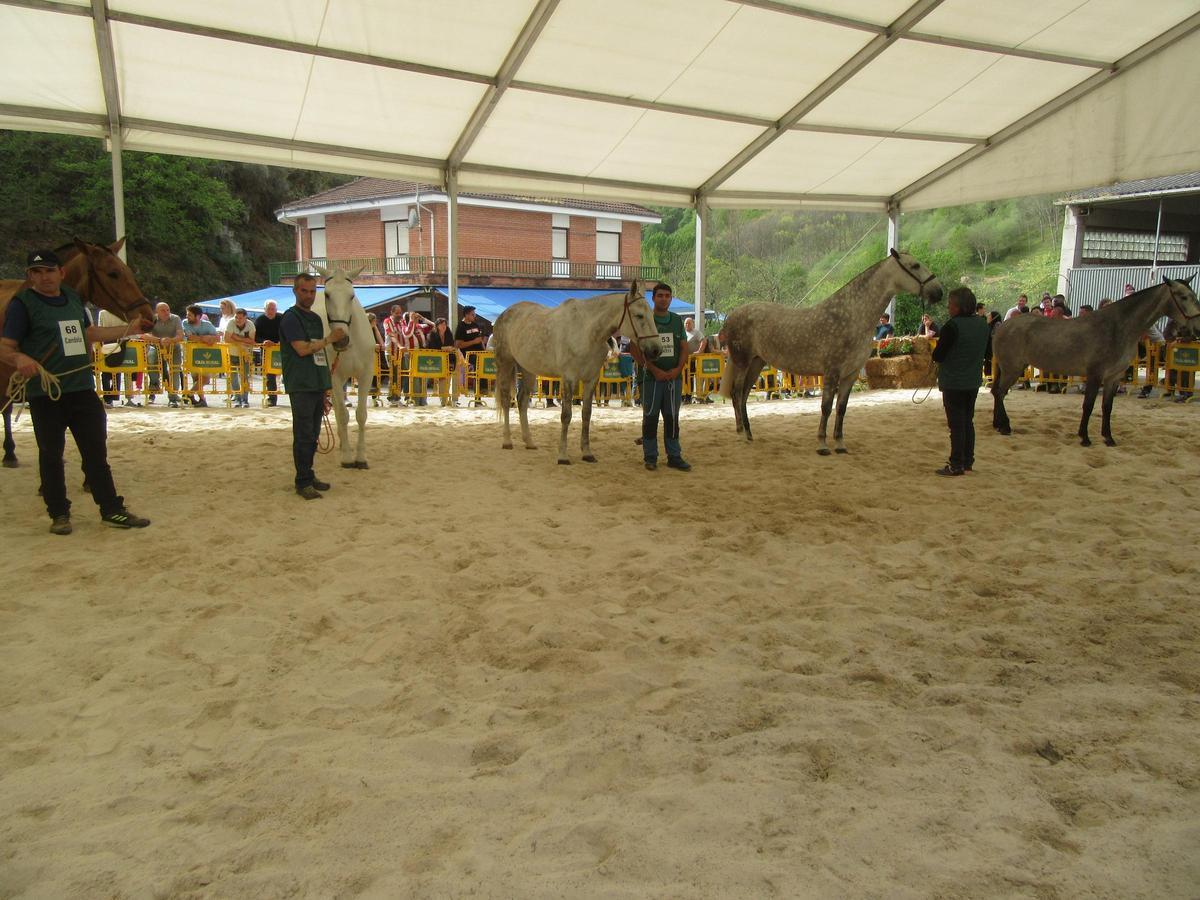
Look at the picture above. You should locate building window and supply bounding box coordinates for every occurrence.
[1083,230,1187,262]
[384,218,411,274]
[552,213,569,278]
[309,227,326,261]
[596,217,621,279]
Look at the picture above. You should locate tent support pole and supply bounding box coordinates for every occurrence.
[885,204,900,324]
[694,194,707,327]
[447,168,459,328]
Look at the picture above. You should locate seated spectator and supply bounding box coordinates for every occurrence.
[685,316,707,354]
[874,313,894,340]
[1078,304,1094,316]
[916,313,939,338]
[1038,292,1053,314]
[181,303,218,407]
[975,302,986,316]
[224,307,256,407]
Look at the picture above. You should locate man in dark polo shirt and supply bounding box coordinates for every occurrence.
[628,282,691,471]
[255,300,283,406]
[454,306,486,361]
[279,274,345,500]
[0,249,151,533]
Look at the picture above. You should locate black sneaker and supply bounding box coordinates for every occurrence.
[935,466,964,477]
[666,457,692,471]
[101,508,150,528]
[312,479,331,491]
[296,485,323,500]
[49,515,72,535]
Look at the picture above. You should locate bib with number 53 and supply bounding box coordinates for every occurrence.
[657,332,675,356]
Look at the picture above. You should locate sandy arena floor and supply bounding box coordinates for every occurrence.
[1,388,1198,898]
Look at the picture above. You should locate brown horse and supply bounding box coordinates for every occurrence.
[1,238,153,466]
[991,276,1200,446]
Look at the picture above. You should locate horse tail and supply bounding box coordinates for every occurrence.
[719,364,734,399]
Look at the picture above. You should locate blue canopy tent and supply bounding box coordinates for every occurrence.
[436,286,695,323]
[195,286,420,318]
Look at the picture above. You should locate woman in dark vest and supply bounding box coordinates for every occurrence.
[930,286,990,477]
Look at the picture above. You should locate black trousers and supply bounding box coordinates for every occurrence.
[942,388,978,471]
[29,390,122,519]
[290,391,324,487]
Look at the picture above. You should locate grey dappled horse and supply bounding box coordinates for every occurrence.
[492,282,661,464]
[720,249,944,454]
[313,265,375,468]
[992,276,1200,446]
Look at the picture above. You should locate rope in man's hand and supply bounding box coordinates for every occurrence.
[2,361,94,418]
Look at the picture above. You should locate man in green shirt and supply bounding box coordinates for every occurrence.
[280,274,345,499]
[628,282,691,471]
[0,249,151,534]
[930,286,990,476]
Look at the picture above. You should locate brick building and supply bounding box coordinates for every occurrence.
[274,178,662,301]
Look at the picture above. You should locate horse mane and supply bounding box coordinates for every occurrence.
[821,256,889,303]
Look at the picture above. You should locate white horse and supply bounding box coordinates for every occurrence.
[720,249,944,454]
[492,281,662,464]
[313,265,375,469]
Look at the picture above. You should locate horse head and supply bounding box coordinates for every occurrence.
[619,280,660,360]
[889,248,944,304]
[319,265,366,351]
[69,237,154,328]
[1163,274,1200,332]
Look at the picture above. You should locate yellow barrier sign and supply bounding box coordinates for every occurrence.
[412,349,449,377]
[183,342,230,374]
[95,340,147,373]
[262,345,282,375]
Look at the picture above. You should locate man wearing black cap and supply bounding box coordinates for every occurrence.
[0,250,151,534]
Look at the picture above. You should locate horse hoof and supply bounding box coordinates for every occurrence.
[817,448,832,456]
[2,457,17,469]
[525,445,538,451]
[355,460,370,469]
[1079,438,1092,447]
[557,459,570,465]
[1104,438,1117,447]
[834,448,849,455]
[997,427,1012,436]
[502,443,513,450]
[582,455,597,463]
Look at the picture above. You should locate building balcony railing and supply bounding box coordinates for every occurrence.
[268,256,661,284]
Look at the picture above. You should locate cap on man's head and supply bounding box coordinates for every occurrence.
[26,249,61,269]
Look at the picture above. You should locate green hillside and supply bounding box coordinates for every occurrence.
[644,197,1063,334]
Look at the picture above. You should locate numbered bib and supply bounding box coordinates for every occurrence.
[59,320,87,357]
[313,348,328,366]
[657,332,675,357]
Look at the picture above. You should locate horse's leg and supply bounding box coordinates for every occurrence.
[333,376,354,468]
[580,379,597,462]
[1101,380,1119,447]
[991,361,1017,435]
[832,376,854,454]
[2,408,16,467]
[557,378,575,464]
[1078,377,1100,446]
[497,354,515,449]
[730,365,744,433]
[739,359,760,442]
[517,366,537,449]
[354,375,369,467]
[817,373,838,455]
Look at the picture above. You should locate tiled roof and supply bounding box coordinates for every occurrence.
[1058,172,1200,203]
[279,177,659,218]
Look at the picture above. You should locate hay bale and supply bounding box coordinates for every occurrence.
[865,335,936,389]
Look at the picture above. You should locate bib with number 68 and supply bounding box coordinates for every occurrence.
[59,320,87,357]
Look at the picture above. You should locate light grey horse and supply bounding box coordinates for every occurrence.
[313,265,375,468]
[992,276,1200,446]
[492,281,661,464]
[719,249,943,454]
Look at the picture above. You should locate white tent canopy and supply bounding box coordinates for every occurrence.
[2,0,1199,214]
